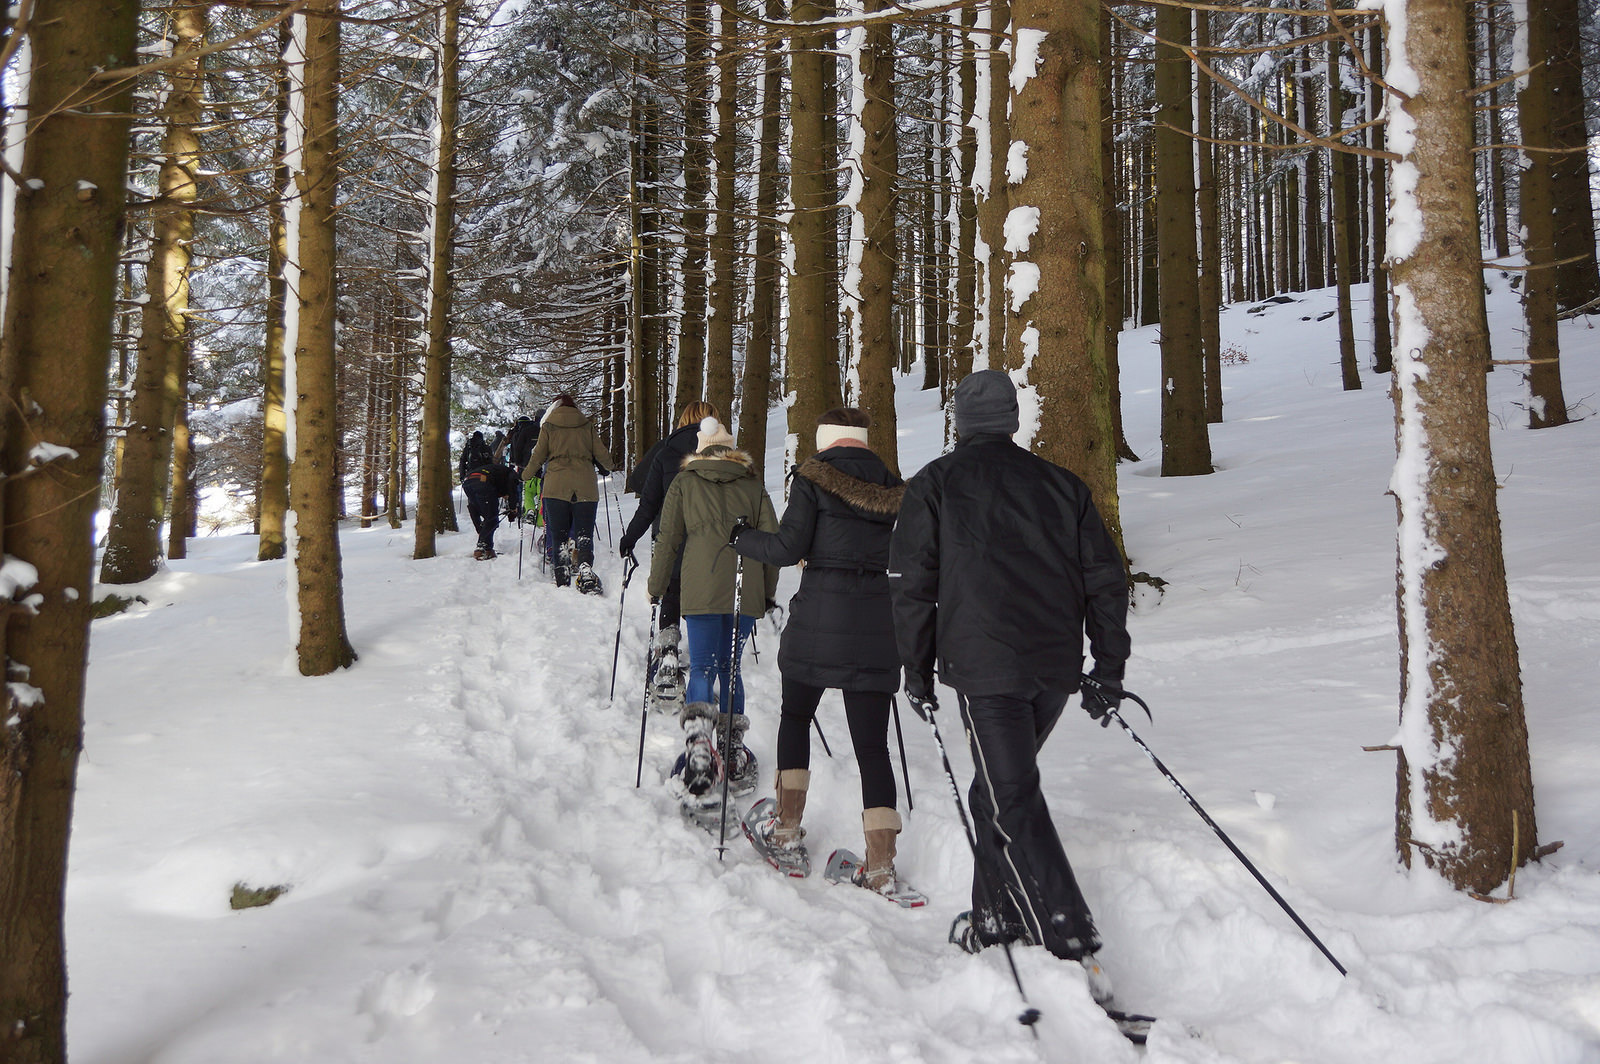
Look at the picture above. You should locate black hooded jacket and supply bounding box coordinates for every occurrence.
[622,422,701,548]
[889,433,1129,697]
[735,446,904,693]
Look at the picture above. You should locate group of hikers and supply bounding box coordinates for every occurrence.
[608,370,1134,1012]
[458,394,613,595]
[460,371,1135,1013]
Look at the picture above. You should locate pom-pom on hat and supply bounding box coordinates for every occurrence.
[697,416,736,452]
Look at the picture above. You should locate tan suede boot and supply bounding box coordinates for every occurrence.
[773,768,810,847]
[860,807,902,892]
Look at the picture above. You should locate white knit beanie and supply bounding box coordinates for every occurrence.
[696,416,736,452]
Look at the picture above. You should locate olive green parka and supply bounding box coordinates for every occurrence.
[649,447,779,616]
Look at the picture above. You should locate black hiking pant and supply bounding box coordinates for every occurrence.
[960,690,1100,960]
[543,498,597,568]
[777,678,896,811]
[463,476,501,549]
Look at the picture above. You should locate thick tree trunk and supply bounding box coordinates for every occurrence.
[289,3,356,674]
[1102,15,1137,463]
[1367,24,1394,375]
[974,0,1010,368]
[1004,0,1123,559]
[1386,0,1536,894]
[946,1,979,444]
[785,0,844,467]
[0,4,141,1060]
[844,0,899,474]
[167,341,194,558]
[1154,3,1211,477]
[99,2,207,584]
[1195,9,1223,424]
[1516,0,1568,428]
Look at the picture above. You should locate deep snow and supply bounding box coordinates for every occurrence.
[70,280,1600,1062]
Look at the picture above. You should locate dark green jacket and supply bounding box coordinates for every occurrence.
[650,447,779,616]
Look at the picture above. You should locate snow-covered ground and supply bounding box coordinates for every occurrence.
[71,280,1600,1062]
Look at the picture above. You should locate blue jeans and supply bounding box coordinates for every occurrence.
[683,613,756,715]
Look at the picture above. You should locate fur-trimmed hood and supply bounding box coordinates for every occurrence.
[681,446,756,477]
[796,454,904,517]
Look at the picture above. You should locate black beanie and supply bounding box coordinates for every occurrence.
[953,369,1020,437]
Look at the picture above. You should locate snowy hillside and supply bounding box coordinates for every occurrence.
[71,283,1600,1063]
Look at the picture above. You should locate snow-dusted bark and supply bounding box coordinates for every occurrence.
[1001,0,1122,556]
[1375,0,1536,894]
[0,3,141,1057]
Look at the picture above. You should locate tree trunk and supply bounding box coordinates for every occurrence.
[675,0,712,411]
[1195,9,1223,424]
[1386,0,1536,894]
[974,0,1010,368]
[946,1,979,444]
[412,0,462,560]
[1329,28,1361,392]
[1367,22,1393,375]
[843,0,899,474]
[1155,2,1211,477]
[0,4,140,1059]
[1516,0,1568,428]
[739,0,786,480]
[98,1,207,584]
[1102,14,1137,463]
[1547,0,1599,312]
[289,2,356,674]
[1004,0,1124,560]
[704,1,738,417]
[785,0,844,467]
[167,340,194,558]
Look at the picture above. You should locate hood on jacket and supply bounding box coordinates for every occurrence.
[544,405,591,430]
[681,447,756,481]
[797,454,904,520]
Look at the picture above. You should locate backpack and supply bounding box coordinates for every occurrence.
[509,414,541,469]
[460,433,494,476]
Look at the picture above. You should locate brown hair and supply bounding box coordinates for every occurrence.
[678,400,720,428]
[817,407,871,429]
[554,393,578,409]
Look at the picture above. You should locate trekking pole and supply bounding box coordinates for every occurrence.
[812,717,833,758]
[1100,680,1348,978]
[715,550,746,861]
[601,476,614,546]
[609,554,640,700]
[890,696,913,812]
[517,508,525,581]
[634,600,661,788]
[926,706,1040,1034]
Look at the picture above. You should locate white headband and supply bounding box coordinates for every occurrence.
[816,424,867,452]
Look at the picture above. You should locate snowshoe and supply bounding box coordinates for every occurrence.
[1102,1007,1155,1045]
[554,563,571,588]
[576,562,603,596]
[672,703,722,798]
[822,849,927,908]
[650,632,685,712]
[473,544,496,561]
[715,713,758,798]
[742,797,810,877]
[948,909,1030,955]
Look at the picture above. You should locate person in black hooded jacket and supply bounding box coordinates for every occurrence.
[889,368,1130,1004]
[731,408,923,905]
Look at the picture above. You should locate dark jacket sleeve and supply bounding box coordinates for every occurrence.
[649,476,688,601]
[734,477,817,569]
[757,490,781,605]
[622,441,668,546]
[1076,493,1131,681]
[888,471,940,684]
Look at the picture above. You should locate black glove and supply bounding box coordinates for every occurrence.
[619,531,639,558]
[727,515,753,550]
[1080,672,1123,727]
[905,672,938,721]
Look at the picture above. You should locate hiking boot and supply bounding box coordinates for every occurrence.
[576,562,603,596]
[714,712,757,796]
[851,808,925,906]
[554,563,571,588]
[743,770,810,876]
[674,702,721,797]
[1080,952,1116,1008]
[651,627,684,708]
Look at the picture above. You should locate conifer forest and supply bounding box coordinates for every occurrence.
[1,2,1597,1061]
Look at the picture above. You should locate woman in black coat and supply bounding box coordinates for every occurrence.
[731,408,923,906]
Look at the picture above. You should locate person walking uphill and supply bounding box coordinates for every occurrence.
[729,408,925,907]
[620,400,720,710]
[888,370,1132,1004]
[649,417,779,807]
[460,430,512,560]
[523,394,614,593]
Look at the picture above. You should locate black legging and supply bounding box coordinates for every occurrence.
[777,677,896,811]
